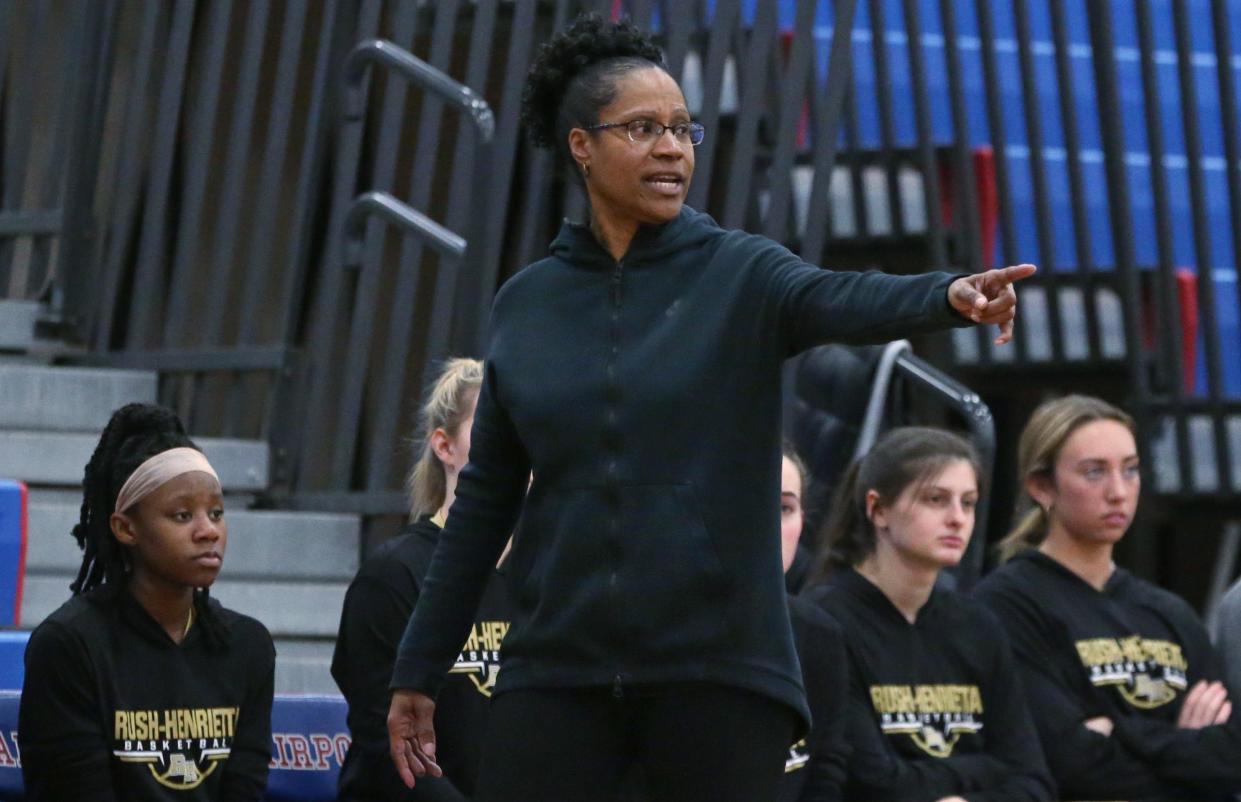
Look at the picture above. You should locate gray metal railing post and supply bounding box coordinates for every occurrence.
[341,191,467,265]
[21,0,111,340]
[343,38,495,139]
[304,37,495,498]
[800,0,859,264]
[894,352,997,587]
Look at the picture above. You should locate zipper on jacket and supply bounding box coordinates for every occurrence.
[613,673,624,699]
[607,258,624,686]
[610,258,623,307]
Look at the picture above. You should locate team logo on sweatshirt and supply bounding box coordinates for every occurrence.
[1075,636,1188,709]
[869,684,984,758]
[112,707,237,790]
[449,619,510,697]
[784,738,809,773]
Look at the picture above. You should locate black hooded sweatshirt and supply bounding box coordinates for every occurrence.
[779,595,849,802]
[807,569,1054,802]
[974,550,1241,801]
[19,588,274,801]
[332,516,513,801]
[391,205,969,732]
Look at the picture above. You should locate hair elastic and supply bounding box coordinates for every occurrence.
[114,448,220,513]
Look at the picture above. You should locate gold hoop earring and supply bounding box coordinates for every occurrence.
[580,162,590,177]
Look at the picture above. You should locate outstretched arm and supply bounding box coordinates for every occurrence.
[744,232,1036,354]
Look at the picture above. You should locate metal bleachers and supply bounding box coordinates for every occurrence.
[684,0,1241,397]
[689,0,1241,503]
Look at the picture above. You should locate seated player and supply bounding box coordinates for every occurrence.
[333,358,513,801]
[976,394,1241,801]
[778,445,849,802]
[19,403,275,801]
[806,427,1053,802]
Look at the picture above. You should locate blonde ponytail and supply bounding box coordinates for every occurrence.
[997,505,1051,563]
[405,358,484,519]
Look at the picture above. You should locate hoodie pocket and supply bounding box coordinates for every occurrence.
[506,483,732,662]
[613,483,731,656]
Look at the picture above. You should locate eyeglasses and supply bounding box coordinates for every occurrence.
[583,119,706,147]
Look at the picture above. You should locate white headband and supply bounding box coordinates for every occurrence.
[114,448,221,513]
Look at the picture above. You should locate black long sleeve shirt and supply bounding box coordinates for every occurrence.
[332,516,512,801]
[807,569,1054,802]
[390,206,970,735]
[779,595,849,802]
[18,589,274,801]
[974,549,1241,801]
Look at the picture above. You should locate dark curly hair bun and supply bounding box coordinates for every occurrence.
[520,13,666,150]
[70,402,196,595]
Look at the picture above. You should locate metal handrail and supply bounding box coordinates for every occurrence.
[852,339,914,460]
[893,350,997,586]
[344,39,494,141]
[342,191,466,266]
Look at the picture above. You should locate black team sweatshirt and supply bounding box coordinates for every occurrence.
[779,595,849,802]
[974,549,1241,801]
[807,568,1054,802]
[332,516,512,801]
[19,588,274,801]
[390,205,970,733]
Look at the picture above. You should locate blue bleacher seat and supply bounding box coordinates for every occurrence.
[0,482,26,629]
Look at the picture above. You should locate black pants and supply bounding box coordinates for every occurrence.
[473,682,796,802]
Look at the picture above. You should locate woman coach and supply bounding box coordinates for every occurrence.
[387,14,1035,802]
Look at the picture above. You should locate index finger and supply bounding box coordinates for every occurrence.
[997,263,1037,284]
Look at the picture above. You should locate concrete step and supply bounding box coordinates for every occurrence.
[0,300,41,352]
[0,364,156,431]
[20,502,360,645]
[18,584,345,696]
[20,575,350,639]
[273,640,339,696]
[210,579,349,638]
[25,504,360,581]
[0,430,269,490]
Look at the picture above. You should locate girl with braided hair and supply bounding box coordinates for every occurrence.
[387,14,1035,801]
[18,403,275,801]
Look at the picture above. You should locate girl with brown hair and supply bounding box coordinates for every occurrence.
[807,427,1052,801]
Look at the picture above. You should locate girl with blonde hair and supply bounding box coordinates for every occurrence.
[333,357,512,801]
[975,394,1241,800]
